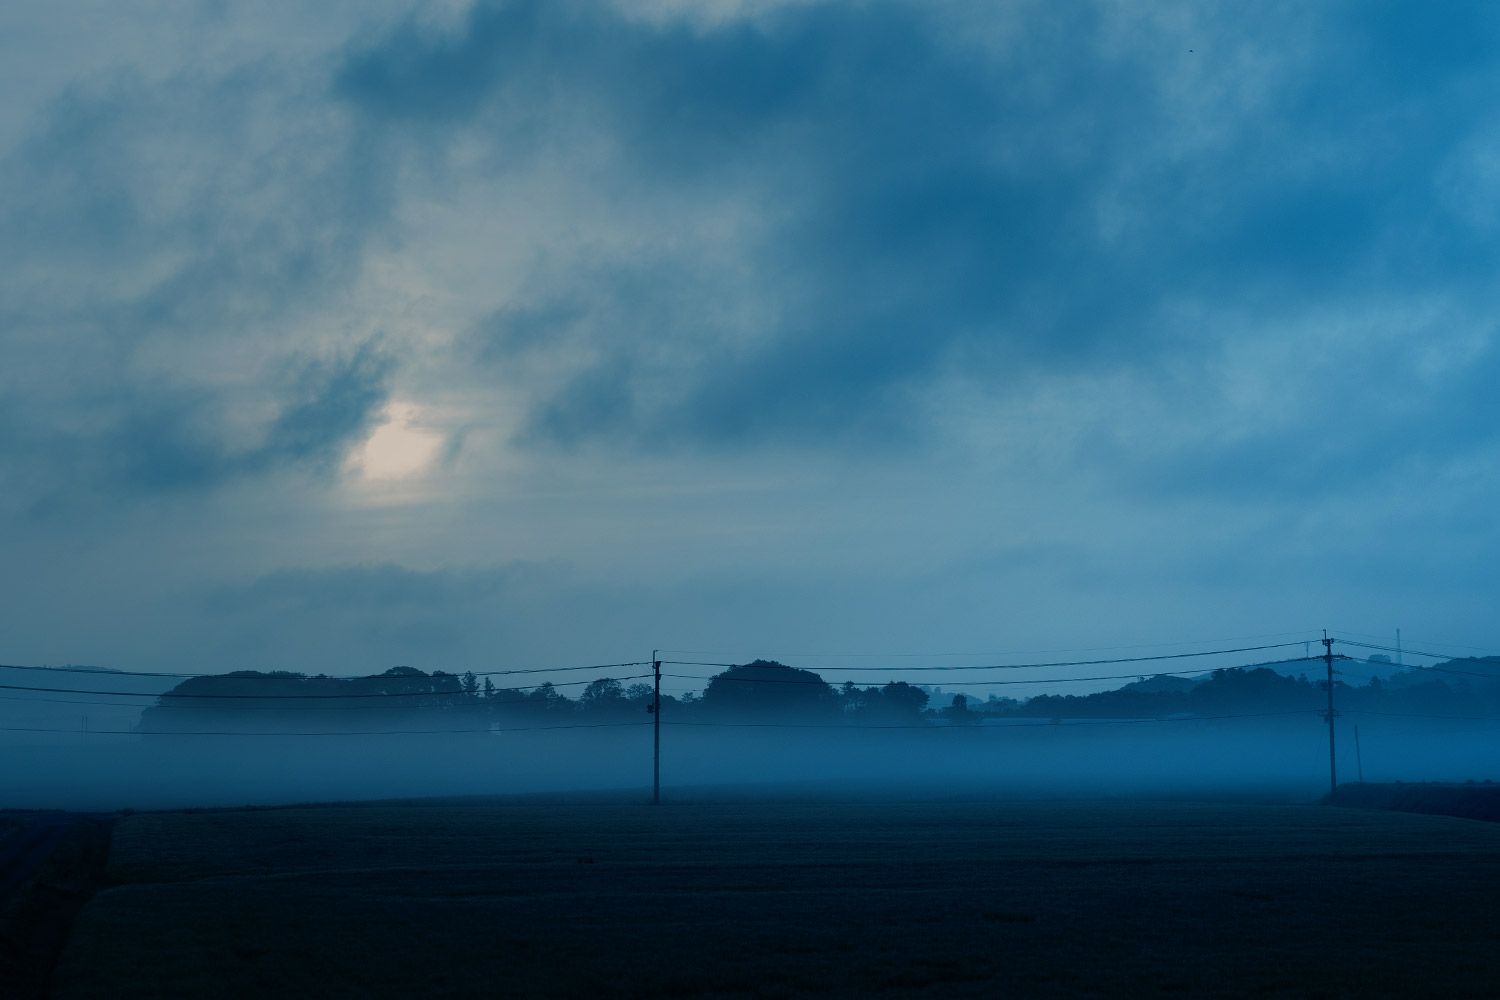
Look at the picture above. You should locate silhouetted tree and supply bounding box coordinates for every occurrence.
[624,683,654,712]
[525,682,566,714]
[878,682,929,720]
[841,681,930,723]
[580,678,629,716]
[702,660,835,719]
[943,694,979,726]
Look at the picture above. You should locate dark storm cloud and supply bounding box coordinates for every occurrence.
[332,0,1500,469]
[0,53,402,511]
[135,342,391,492]
[1,68,389,344]
[258,343,394,474]
[341,0,1150,446]
[5,0,1498,495]
[11,342,393,509]
[1137,337,1500,501]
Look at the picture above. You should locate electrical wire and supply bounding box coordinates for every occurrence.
[0,720,652,737]
[1337,640,1500,668]
[1338,655,1492,679]
[663,641,1312,673]
[1337,649,1500,680]
[0,685,653,712]
[1331,629,1498,654]
[665,670,1220,689]
[654,630,1323,659]
[0,655,1330,707]
[0,639,1483,736]
[661,710,1317,731]
[0,660,650,680]
[1343,725,1499,739]
[0,674,654,702]
[1343,710,1500,723]
[663,656,1321,689]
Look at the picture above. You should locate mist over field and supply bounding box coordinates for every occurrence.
[4,652,1495,811]
[9,722,1499,813]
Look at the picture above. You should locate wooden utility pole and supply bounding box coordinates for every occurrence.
[652,651,661,806]
[1323,633,1337,794]
[1355,725,1364,783]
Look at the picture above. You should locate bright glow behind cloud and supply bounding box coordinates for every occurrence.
[355,402,442,481]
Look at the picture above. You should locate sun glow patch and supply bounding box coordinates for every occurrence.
[355,402,442,480]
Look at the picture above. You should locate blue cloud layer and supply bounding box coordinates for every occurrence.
[323,0,1500,470]
[3,0,1500,670]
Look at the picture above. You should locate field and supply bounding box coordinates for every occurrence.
[38,796,1500,998]
[1327,781,1500,823]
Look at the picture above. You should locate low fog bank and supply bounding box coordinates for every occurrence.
[2,718,1494,812]
[4,658,1497,810]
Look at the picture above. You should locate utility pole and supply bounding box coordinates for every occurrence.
[1323,632,1337,794]
[651,650,661,806]
[1355,725,1364,783]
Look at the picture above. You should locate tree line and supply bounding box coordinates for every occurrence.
[137,656,1500,732]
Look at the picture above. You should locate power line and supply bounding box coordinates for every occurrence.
[0,709,1318,737]
[0,673,654,702]
[0,685,651,712]
[661,710,1316,731]
[667,669,1208,689]
[1343,724,1500,738]
[0,660,650,681]
[0,656,1330,706]
[654,630,1323,659]
[1337,640,1499,668]
[1337,651,1500,680]
[1339,655,1498,679]
[1344,710,1500,723]
[663,641,1312,673]
[663,656,1322,689]
[0,720,653,737]
[1331,630,1498,654]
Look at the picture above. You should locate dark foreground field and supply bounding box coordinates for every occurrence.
[26,797,1500,998]
[1326,781,1500,823]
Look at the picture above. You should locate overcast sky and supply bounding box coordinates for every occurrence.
[2,0,1498,687]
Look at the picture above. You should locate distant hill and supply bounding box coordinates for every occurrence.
[1432,656,1500,680]
[1121,675,1201,695]
[1256,659,1320,680]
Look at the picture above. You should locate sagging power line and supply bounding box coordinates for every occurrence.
[0,673,654,702]
[0,720,653,737]
[665,656,1324,690]
[0,660,651,680]
[663,640,1314,673]
[655,629,1324,660]
[2,634,1493,800]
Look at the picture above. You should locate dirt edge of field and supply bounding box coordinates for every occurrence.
[0,815,116,999]
[1325,781,1500,823]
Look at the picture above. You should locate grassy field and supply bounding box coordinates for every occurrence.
[48,796,1500,998]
